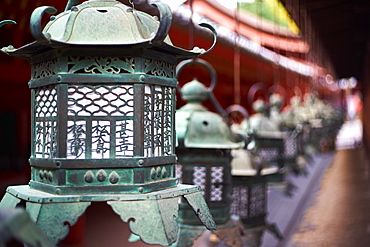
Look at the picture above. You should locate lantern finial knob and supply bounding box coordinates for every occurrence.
[181,78,209,104]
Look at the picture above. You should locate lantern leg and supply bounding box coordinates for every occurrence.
[0,192,21,208]
[25,201,91,243]
[0,186,90,244]
[265,222,283,240]
[170,192,218,247]
[1,184,215,246]
[183,192,217,230]
[108,197,179,246]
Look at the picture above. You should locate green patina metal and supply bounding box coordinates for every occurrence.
[174,59,243,246]
[0,1,217,245]
[0,207,56,247]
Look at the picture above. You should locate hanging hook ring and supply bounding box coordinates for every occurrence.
[0,20,16,28]
[176,58,217,93]
[247,82,267,106]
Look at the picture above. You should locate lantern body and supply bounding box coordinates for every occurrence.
[177,148,232,225]
[175,79,243,225]
[0,1,217,245]
[29,50,178,195]
[230,175,267,227]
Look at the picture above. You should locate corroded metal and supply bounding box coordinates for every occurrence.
[226,104,283,245]
[175,59,243,246]
[0,208,56,247]
[2,184,213,246]
[0,20,16,28]
[0,1,216,245]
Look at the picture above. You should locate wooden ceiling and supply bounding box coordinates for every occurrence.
[281,0,370,82]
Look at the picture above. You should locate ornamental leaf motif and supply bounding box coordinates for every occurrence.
[144,59,157,74]
[69,57,97,74]
[110,57,135,73]
[68,57,135,74]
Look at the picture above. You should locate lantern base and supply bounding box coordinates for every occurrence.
[0,184,216,246]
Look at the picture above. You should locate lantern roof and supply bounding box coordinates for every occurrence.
[1,0,216,59]
[176,109,244,149]
[176,78,243,149]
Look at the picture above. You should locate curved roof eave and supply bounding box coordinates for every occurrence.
[172,4,314,77]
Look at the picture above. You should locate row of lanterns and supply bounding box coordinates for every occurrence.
[174,59,285,246]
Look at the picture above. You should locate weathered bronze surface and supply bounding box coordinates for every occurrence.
[0,1,216,245]
[174,59,243,246]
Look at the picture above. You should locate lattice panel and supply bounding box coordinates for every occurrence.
[230,186,249,218]
[258,148,281,167]
[210,166,224,201]
[66,85,134,159]
[34,86,58,158]
[143,85,173,157]
[35,86,58,118]
[284,134,298,158]
[68,85,134,117]
[193,166,207,196]
[249,184,266,217]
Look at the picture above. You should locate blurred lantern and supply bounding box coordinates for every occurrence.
[226,104,282,246]
[0,1,217,245]
[246,83,286,182]
[175,59,244,246]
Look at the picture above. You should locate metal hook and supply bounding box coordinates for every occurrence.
[150,2,172,44]
[0,20,16,29]
[176,58,226,117]
[225,104,249,120]
[176,58,217,93]
[30,6,58,43]
[247,82,267,107]
[129,0,135,11]
[196,23,217,55]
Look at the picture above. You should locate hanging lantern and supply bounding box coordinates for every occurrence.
[267,86,308,177]
[0,1,217,245]
[246,83,286,182]
[175,59,244,246]
[226,104,282,246]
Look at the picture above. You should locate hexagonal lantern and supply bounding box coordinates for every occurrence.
[174,59,244,246]
[0,1,217,245]
[226,104,283,246]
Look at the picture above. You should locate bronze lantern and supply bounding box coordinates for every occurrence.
[175,59,245,246]
[0,1,217,245]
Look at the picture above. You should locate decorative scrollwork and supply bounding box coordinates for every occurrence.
[68,56,135,74]
[32,58,59,79]
[145,58,175,78]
